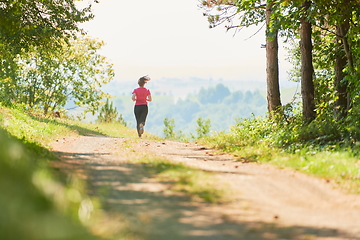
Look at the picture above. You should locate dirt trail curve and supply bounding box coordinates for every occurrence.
[51,135,360,240]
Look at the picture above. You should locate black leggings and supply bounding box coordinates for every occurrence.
[134,104,148,133]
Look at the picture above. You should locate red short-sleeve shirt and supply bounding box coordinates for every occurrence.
[132,88,151,105]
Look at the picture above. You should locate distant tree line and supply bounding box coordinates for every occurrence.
[145,83,267,138]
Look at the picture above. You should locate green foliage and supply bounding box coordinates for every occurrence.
[0,1,110,116]
[200,109,360,193]
[163,117,189,142]
[0,104,231,240]
[102,84,268,139]
[0,122,98,240]
[201,0,265,29]
[0,0,94,54]
[195,117,211,139]
[163,117,176,139]
[203,0,360,131]
[97,98,126,126]
[0,104,75,146]
[117,114,128,127]
[145,84,267,138]
[162,115,211,141]
[1,37,114,115]
[0,104,163,240]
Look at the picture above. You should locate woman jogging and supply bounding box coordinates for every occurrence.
[132,75,152,137]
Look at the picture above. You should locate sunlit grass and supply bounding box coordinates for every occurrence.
[270,151,360,193]
[0,106,161,146]
[0,107,76,145]
[0,105,228,240]
[199,123,360,194]
[74,121,163,141]
[0,127,99,240]
[0,106,152,240]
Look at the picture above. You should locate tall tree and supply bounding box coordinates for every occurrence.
[13,37,114,115]
[334,24,348,119]
[332,0,358,118]
[300,0,360,121]
[265,0,282,113]
[0,0,97,107]
[201,0,282,113]
[299,1,315,123]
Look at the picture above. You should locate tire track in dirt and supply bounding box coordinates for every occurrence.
[51,136,360,240]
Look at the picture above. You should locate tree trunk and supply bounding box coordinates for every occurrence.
[300,1,315,124]
[334,24,348,120]
[265,1,282,114]
[339,22,353,73]
[337,0,353,112]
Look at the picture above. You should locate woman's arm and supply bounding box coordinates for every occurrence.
[132,93,136,101]
[147,94,152,102]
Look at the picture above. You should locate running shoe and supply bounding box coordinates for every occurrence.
[139,123,144,136]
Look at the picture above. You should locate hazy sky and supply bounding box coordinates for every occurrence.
[80,0,292,83]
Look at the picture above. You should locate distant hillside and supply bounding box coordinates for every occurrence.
[78,78,298,138]
[102,77,297,101]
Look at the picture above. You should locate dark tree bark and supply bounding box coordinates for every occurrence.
[300,1,315,124]
[334,24,348,120]
[265,1,282,114]
[335,0,354,114]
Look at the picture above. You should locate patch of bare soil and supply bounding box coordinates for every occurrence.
[51,136,360,240]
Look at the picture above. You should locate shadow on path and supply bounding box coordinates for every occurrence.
[52,147,354,240]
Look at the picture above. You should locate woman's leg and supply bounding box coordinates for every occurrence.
[134,105,142,137]
[139,105,148,126]
[134,105,148,137]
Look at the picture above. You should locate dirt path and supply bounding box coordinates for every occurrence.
[50,136,360,240]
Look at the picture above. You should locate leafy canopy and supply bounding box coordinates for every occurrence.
[6,37,114,115]
[0,0,95,53]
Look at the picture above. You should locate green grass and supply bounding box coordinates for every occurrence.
[270,150,360,192]
[0,105,228,240]
[0,107,76,144]
[0,106,147,240]
[0,105,160,146]
[3,102,359,240]
[0,126,99,240]
[199,118,360,194]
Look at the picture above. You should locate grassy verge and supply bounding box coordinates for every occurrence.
[0,105,228,240]
[269,150,360,193]
[199,118,360,194]
[0,105,161,142]
[0,106,147,240]
[0,126,99,240]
